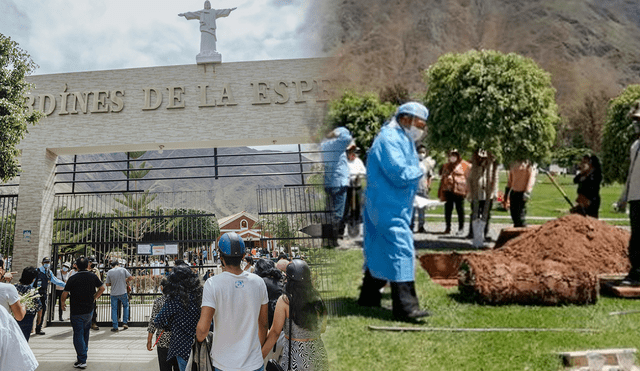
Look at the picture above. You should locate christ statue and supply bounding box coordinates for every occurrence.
[179,1,237,63]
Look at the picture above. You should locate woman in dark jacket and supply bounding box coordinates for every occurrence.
[14,266,42,341]
[573,154,603,218]
[254,258,283,328]
[154,266,202,371]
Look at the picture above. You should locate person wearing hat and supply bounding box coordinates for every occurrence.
[358,102,431,320]
[0,258,24,321]
[196,232,269,371]
[321,126,353,245]
[35,256,66,335]
[619,101,640,285]
[344,141,366,236]
[55,261,72,321]
[262,259,328,370]
[87,257,102,330]
[105,259,133,332]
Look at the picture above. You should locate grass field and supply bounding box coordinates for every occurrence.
[424,171,629,225]
[320,172,636,370]
[323,250,640,371]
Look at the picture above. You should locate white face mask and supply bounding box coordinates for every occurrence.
[407,125,424,141]
[449,156,457,163]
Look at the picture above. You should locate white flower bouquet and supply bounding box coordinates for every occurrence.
[18,287,41,313]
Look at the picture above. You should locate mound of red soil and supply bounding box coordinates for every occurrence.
[459,214,630,305]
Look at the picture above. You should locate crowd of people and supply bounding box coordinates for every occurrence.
[324,121,609,244]
[0,233,327,371]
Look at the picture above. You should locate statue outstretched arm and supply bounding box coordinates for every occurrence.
[216,8,236,17]
[178,11,201,20]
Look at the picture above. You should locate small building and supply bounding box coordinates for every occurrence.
[217,211,273,252]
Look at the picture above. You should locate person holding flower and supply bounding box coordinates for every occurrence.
[0,258,24,321]
[15,266,42,341]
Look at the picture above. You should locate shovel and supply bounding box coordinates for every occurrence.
[539,169,574,208]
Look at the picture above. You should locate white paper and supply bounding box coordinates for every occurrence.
[413,196,443,209]
[137,244,152,255]
[165,244,179,255]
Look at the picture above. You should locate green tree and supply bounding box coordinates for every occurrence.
[111,191,159,247]
[123,151,152,190]
[52,206,93,255]
[552,147,592,171]
[162,208,219,244]
[601,85,640,184]
[423,50,558,165]
[257,214,304,256]
[325,90,396,158]
[0,34,42,181]
[0,213,15,255]
[423,50,559,225]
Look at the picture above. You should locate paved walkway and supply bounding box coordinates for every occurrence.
[30,326,158,371]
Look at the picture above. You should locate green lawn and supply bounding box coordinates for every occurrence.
[425,171,629,225]
[323,250,640,371]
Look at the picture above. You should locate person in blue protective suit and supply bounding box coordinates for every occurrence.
[357,102,431,321]
[321,126,353,244]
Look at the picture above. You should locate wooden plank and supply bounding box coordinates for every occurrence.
[600,275,640,298]
[368,326,598,333]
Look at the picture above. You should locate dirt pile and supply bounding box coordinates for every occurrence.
[459,214,630,305]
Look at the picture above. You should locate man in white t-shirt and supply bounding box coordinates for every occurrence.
[196,232,268,371]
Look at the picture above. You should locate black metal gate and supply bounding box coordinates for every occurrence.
[257,185,339,314]
[0,195,18,269]
[49,190,219,326]
[46,145,325,326]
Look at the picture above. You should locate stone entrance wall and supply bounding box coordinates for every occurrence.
[13,58,331,273]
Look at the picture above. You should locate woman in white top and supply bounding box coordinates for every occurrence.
[243,256,256,273]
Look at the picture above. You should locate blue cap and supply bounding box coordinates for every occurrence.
[396,102,429,121]
[218,232,245,257]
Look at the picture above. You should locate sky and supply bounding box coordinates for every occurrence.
[0,0,326,154]
[0,0,326,75]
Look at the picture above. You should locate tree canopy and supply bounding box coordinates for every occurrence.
[0,34,41,182]
[423,50,559,164]
[601,85,640,184]
[324,90,396,158]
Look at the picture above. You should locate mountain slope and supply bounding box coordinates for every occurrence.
[56,147,317,217]
[319,0,640,112]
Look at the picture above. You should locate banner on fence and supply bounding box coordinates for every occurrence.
[138,244,152,255]
[152,244,165,256]
[165,244,178,255]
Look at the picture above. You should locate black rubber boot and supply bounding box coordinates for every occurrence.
[391,281,430,320]
[357,270,386,307]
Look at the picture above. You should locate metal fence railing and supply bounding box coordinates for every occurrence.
[257,185,340,315]
[0,195,18,268]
